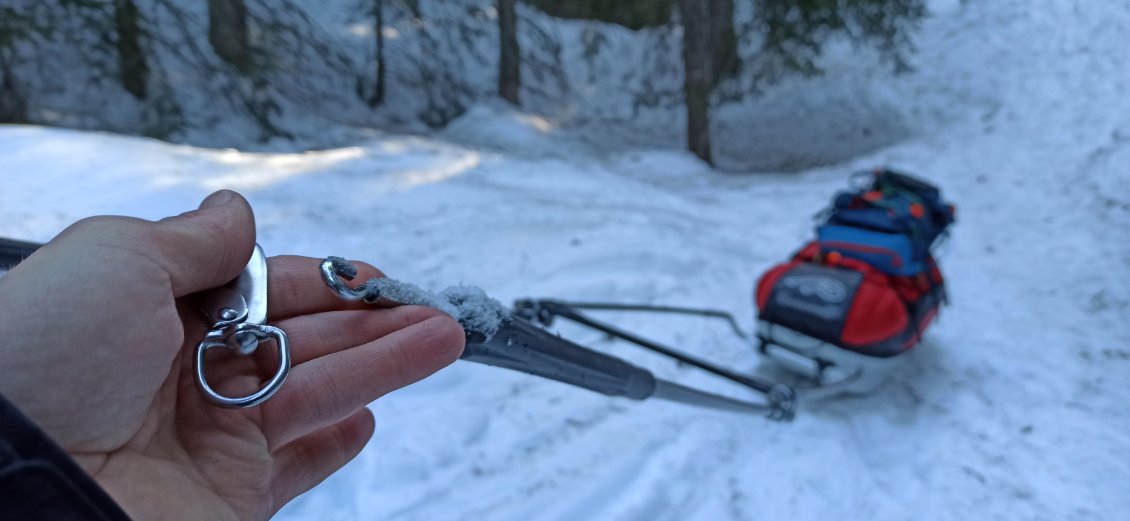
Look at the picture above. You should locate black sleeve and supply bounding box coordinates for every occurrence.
[0,393,132,520]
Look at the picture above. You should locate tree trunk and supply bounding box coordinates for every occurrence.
[497,0,520,105]
[370,0,385,106]
[709,0,737,85]
[114,0,148,100]
[208,0,252,73]
[680,0,713,165]
[0,62,28,124]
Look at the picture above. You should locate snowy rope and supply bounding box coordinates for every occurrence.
[359,277,510,339]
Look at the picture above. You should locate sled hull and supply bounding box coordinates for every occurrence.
[756,320,909,396]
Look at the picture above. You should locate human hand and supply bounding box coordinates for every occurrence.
[0,191,465,520]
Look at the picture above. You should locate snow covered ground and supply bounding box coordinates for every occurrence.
[2,0,1129,520]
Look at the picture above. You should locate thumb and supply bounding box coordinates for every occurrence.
[153,190,257,296]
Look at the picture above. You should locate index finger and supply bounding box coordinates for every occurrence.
[266,255,389,320]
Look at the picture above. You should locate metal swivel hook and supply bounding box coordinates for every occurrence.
[194,244,291,408]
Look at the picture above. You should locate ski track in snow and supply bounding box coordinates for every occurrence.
[1,1,1128,520]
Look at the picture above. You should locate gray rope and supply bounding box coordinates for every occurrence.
[361,277,510,339]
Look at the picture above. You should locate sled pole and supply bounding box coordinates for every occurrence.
[516,299,781,395]
[650,380,774,414]
[463,316,791,419]
[536,301,750,340]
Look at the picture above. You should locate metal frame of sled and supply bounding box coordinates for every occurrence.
[503,299,909,421]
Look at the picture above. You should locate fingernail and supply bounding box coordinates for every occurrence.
[199,190,236,210]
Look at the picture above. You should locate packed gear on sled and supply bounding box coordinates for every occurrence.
[755,168,955,394]
[816,168,955,276]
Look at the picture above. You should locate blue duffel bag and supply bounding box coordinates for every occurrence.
[817,169,955,276]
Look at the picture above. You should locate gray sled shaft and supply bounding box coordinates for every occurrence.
[463,317,773,415]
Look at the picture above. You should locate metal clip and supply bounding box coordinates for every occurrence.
[320,256,380,303]
[194,244,291,408]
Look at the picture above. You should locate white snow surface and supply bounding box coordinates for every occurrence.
[1,1,1129,520]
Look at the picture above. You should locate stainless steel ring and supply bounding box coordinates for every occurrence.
[194,323,291,408]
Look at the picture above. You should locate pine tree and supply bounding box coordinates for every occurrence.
[498,0,520,105]
[0,5,35,123]
[680,0,713,164]
[370,0,385,107]
[709,0,738,85]
[208,0,252,72]
[684,0,927,165]
[113,0,148,100]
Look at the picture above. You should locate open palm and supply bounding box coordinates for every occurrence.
[0,192,464,520]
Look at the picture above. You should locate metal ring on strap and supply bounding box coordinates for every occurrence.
[194,323,291,408]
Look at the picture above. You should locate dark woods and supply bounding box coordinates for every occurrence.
[0,0,924,163]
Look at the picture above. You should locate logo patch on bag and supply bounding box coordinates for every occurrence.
[779,275,849,303]
[764,264,862,339]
